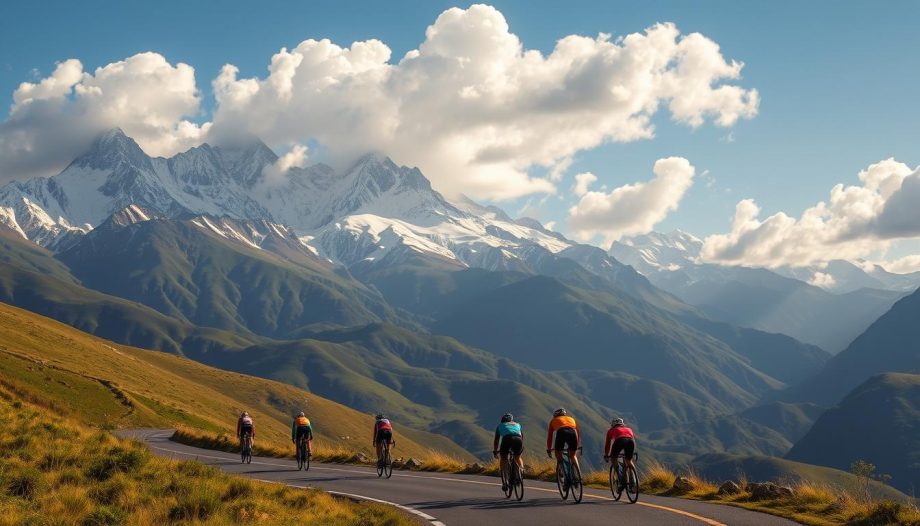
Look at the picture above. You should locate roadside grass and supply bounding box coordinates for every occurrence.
[175,427,920,526]
[0,389,413,525]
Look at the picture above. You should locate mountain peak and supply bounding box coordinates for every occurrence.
[72,128,152,172]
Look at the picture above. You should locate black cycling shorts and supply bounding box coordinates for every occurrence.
[295,425,312,442]
[610,437,635,460]
[239,424,253,437]
[499,435,523,455]
[553,427,578,452]
[375,429,393,445]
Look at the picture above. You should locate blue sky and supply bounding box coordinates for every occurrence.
[2,1,919,261]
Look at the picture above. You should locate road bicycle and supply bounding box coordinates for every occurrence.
[609,451,639,503]
[497,448,524,501]
[296,436,311,471]
[240,432,253,464]
[377,440,395,479]
[554,446,583,503]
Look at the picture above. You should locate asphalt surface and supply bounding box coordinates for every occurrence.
[122,429,798,526]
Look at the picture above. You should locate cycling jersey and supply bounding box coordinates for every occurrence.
[546,415,579,451]
[237,416,255,437]
[373,419,393,444]
[493,422,523,453]
[604,425,636,458]
[291,416,313,441]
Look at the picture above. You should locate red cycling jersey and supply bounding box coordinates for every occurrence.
[373,418,393,443]
[604,426,635,456]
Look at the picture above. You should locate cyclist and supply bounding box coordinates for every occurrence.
[493,413,524,492]
[546,408,581,473]
[372,414,394,467]
[237,411,255,447]
[604,417,636,488]
[291,411,313,457]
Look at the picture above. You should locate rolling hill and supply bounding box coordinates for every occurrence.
[0,301,469,460]
[786,373,920,493]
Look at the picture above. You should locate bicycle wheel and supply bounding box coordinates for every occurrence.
[501,462,512,498]
[304,451,311,472]
[609,463,622,501]
[513,462,524,501]
[625,464,639,503]
[376,449,384,478]
[571,461,583,503]
[555,461,569,500]
[384,448,393,479]
[296,443,304,470]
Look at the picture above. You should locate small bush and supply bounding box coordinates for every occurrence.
[175,459,217,478]
[82,505,127,526]
[89,477,128,505]
[5,466,44,499]
[86,446,148,481]
[222,479,253,501]
[169,485,221,522]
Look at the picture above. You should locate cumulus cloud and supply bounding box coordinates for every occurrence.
[0,5,757,197]
[701,159,920,267]
[0,53,207,181]
[880,255,920,274]
[572,172,597,196]
[808,271,836,288]
[205,4,756,199]
[261,144,309,185]
[567,157,696,244]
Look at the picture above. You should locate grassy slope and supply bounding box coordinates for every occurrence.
[0,388,411,526]
[787,373,920,494]
[0,301,471,461]
[57,218,399,338]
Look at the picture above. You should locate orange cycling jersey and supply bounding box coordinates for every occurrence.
[546,415,579,450]
[295,416,311,426]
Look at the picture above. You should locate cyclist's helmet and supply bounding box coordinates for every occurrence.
[553,408,567,417]
[242,411,249,417]
[298,411,305,417]
[501,413,514,423]
[375,414,385,421]
[611,417,625,427]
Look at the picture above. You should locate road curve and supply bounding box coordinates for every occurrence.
[122,430,797,526]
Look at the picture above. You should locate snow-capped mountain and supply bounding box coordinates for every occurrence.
[1,128,620,280]
[610,230,703,275]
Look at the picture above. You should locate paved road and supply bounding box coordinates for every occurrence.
[123,430,797,526]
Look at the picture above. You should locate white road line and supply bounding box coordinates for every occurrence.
[142,433,725,526]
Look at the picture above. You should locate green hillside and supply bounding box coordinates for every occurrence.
[57,217,400,337]
[0,301,470,460]
[787,373,920,493]
[434,275,782,412]
[786,287,920,407]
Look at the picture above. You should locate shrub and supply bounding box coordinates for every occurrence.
[222,479,253,501]
[169,485,221,522]
[5,466,44,499]
[86,446,148,481]
[82,505,127,526]
[175,459,218,478]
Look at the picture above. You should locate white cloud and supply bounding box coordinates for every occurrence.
[701,158,920,267]
[878,255,920,274]
[261,144,308,185]
[205,4,756,200]
[808,271,836,288]
[572,172,597,196]
[0,52,207,181]
[567,157,696,244]
[0,5,757,197]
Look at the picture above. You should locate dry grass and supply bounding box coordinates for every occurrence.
[625,461,919,526]
[0,390,413,525]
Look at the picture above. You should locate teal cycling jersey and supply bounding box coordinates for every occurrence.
[495,422,522,438]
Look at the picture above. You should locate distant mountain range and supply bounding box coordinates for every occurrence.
[612,231,913,352]
[1,129,915,480]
